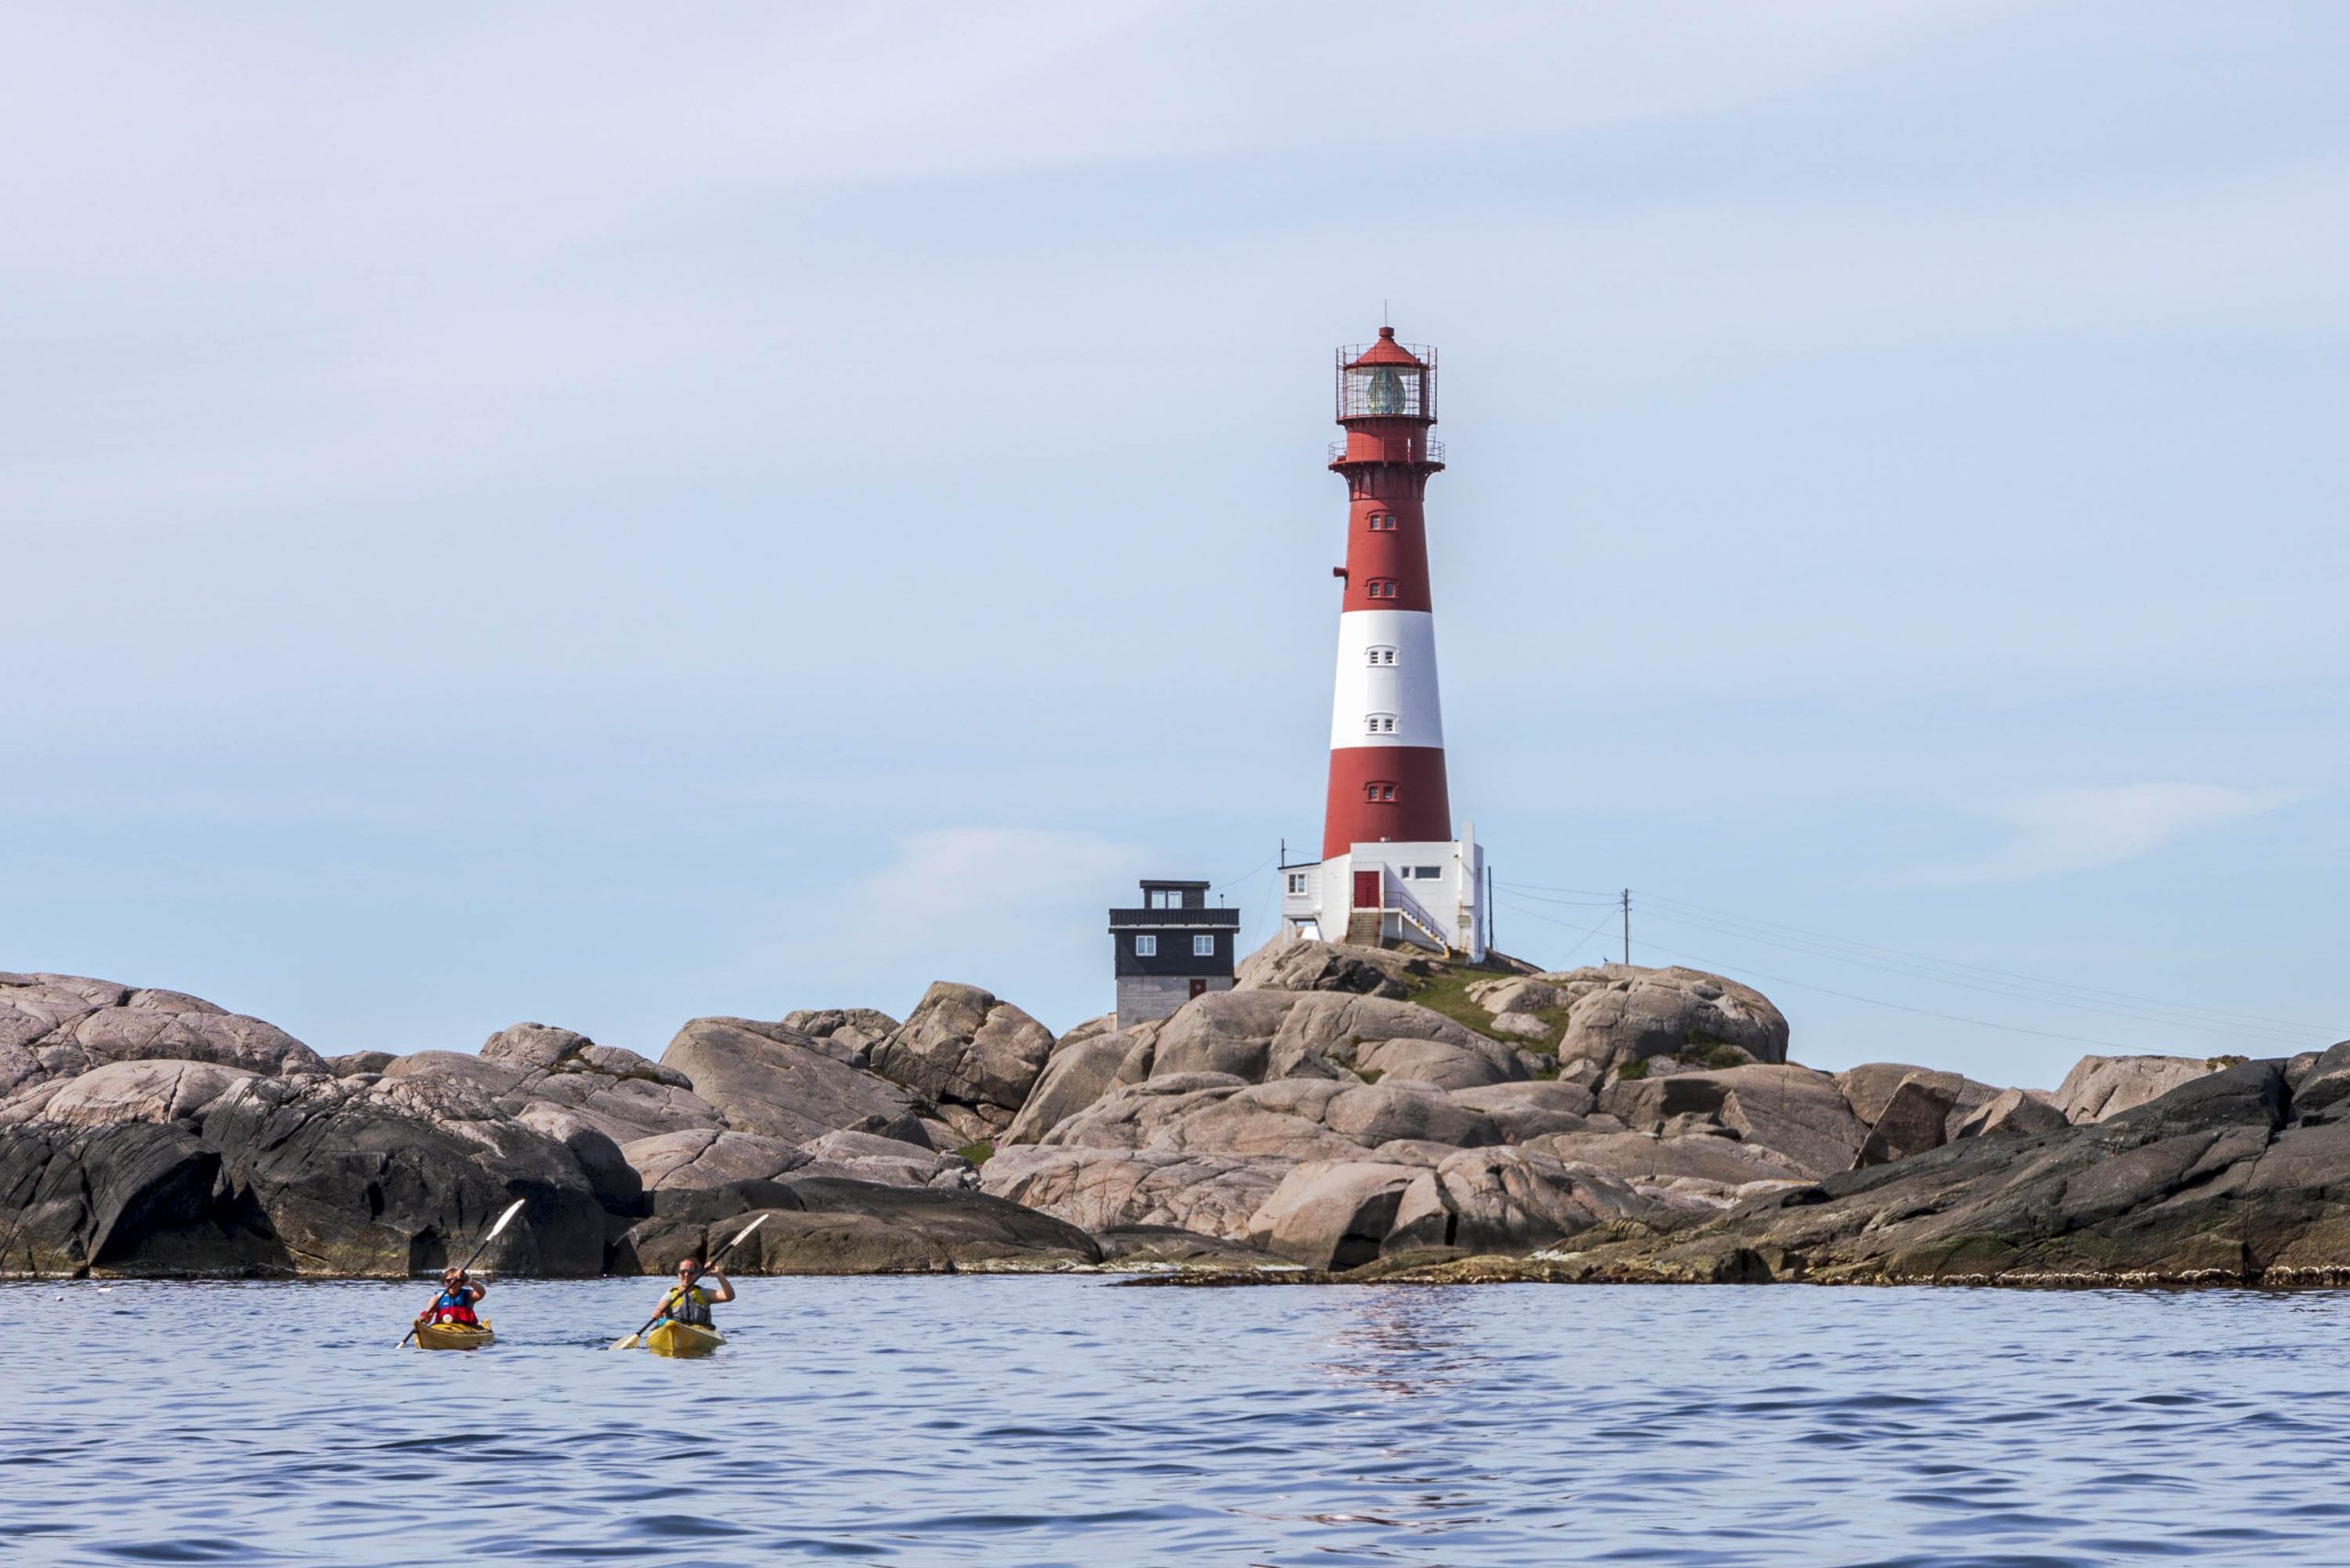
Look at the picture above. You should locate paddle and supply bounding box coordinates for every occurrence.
[400,1197,528,1347]
[610,1213,768,1351]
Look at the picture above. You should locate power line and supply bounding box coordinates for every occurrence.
[1497,879,1618,901]
[1633,937,2149,1056]
[1493,884,1618,909]
[1212,850,1280,891]
[1635,903,2318,1050]
[1494,897,1619,961]
[1631,889,2335,1042]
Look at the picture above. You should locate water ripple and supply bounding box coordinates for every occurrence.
[3,1279,2349,1563]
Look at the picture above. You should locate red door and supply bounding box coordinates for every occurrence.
[1189,979,1208,1001]
[1352,870,1381,910]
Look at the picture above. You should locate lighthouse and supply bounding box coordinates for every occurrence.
[1281,328,1486,960]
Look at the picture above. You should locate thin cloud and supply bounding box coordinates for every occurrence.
[1916,784,2310,885]
[835,827,1144,951]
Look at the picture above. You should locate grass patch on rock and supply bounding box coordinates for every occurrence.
[1404,969,1569,1052]
[955,1141,995,1166]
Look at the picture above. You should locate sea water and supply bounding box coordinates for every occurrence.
[2,1276,2344,1566]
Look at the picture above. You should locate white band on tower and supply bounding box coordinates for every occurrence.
[1328,609,1445,751]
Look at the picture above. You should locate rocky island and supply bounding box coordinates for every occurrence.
[5,942,2342,1288]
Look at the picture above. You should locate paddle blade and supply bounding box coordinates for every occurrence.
[482,1197,527,1246]
[610,1332,641,1351]
[725,1213,768,1251]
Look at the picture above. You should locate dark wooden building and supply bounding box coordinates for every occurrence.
[1108,878,1239,1028]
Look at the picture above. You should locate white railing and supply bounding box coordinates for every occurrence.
[1383,869,1450,956]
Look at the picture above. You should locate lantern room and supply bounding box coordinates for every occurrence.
[1336,329,1438,422]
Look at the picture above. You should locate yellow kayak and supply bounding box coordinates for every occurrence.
[415,1318,495,1351]
[643,1320,723,1358]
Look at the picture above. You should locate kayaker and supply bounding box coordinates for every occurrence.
[420,1266,487,1327]
[654,1257,733,1329]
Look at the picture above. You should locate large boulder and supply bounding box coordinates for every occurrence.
[382,1051,528,1095]
[980,1145,1289,1239]
[1040,1075,1361,1162]
[0,972,325,1094]
[0,1119,247,1275]
[868,983,1054,1115]
[798,1129,978,1191]
[1550,966,1788,1075]
[1270,994,1492,1077]
[2053,1056,2217,1124]
[1038,1074,1502,1164]
[484,1025,723,1145]
[1247,1160,1419,1268]
[778,1008,901,1068]
[610,1177,1100,1274]
[1002,1029,1137,1145]
[1141,990,1494,1085]
[1516,1059,2328,1287]
[34,1060,259,1127]
[618,1128,811,1193]
[0,1067,609,1276]
[1528,1127,1808,1202]
[1323,1082,1502,1148]
[514,1104,642,1214]
[1951,1087,2069,1141]
[2290,1041,2350,1118]
[1427,1148,1658,1253]
[1356,1035,1525,1091]
[1856,1076,1961,1168]
[195,1073,608,1275]
[1600,1063,1865,1180]
[1834,1063,1994,1132]
[1232,938,1417,999]
[662,1016,931,1147]
[1447,1081,1599,1143]
[1146,991,1304,1081]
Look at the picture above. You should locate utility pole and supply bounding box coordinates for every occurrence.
[1485,864,1494,958]
[1621,889,1630,966]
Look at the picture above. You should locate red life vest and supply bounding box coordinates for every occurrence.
[427,1286,479,1325]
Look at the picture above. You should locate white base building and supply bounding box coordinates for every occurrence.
[1281,823,1485,963]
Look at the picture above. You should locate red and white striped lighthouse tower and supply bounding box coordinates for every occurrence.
[1281,326,1484,960]
[1322,328,1451,858]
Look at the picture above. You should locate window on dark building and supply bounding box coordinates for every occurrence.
[1192,935,1214,957]
[1134,935,1157,957]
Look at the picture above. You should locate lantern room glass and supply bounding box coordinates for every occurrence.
[1340,364,1429,419]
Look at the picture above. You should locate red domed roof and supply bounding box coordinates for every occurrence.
[1346,327,1425,368]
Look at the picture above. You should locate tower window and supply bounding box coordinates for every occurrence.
[1364,782,1396,802]
[1367,513,1397,532]
[1366,578,1397,599]
[1134,935,1157,957]
[1364,713,1396,734]
[1366,645,1396,666]
[1192,935,1215,957]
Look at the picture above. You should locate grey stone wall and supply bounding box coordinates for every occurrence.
[1115,975,1234,1031]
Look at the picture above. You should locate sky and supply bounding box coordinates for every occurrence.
[4,2,2345,1089]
